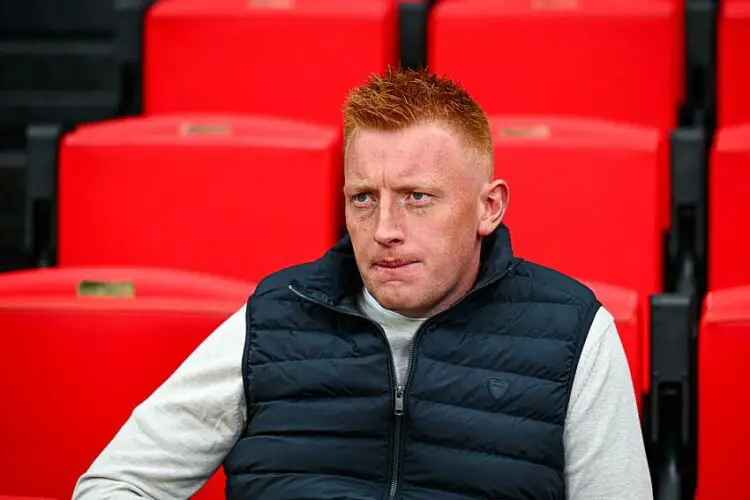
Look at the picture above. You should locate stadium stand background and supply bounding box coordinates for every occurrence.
[0,0,747,499]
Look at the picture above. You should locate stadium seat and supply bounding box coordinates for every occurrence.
[0,266,254,500]
[429,0,681,130]
[144,0,397,127]
[491,116,666,296]
[717,1,750,126]
[696,285,750,500]
[708,124,750,290]
[585,281,643,410]
[57,114,341,283]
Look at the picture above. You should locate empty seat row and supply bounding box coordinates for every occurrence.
[4,0,749,131]
[57,114,665,296]
[0,266,641,500]
[146,0,681,129]
[0,0,687,130]
[148,0,747,127]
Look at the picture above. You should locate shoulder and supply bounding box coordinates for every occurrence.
[510,259,600,309]
[251,261,318,300]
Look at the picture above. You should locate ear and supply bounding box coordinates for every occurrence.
[477,179,509,237]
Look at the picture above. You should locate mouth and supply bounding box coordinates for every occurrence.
[373,260,418,270]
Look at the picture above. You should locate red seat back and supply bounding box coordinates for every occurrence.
[491,116,666,295]
[429,0,681,130]
[144,0,397,127]
[709,124,750,290]
[584,281,643,409]
[0,267,254,499]
[697,286,750,499]
[717,1,750,126]
[58,114,341,283]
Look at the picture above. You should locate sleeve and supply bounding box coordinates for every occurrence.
[563,306,653,500]
[72,304,249,500]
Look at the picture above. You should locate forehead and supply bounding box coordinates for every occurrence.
[344,122,469,184]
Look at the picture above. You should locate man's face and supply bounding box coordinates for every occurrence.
[344,122,501,318]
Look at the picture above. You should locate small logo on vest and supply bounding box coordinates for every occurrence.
[488,377,510,401]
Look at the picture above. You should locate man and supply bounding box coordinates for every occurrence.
[74,69,652,499]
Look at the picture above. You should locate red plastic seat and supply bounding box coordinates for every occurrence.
[144,0,397,127]
[0,267,254,500]
[429,0,681,130]
[58,114,341,283]
[491,116,666,295]
[717,1,750,126]
[708,124,750,290]
[584,281,643,410]
[697,285,750,500]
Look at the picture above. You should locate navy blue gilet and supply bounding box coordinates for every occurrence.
[223,225,600,500]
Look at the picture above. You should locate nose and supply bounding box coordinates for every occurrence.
[373,198,405,246]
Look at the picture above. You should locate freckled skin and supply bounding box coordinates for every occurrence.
[344,122,509,318]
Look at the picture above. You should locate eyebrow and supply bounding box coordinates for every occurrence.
[389,174,442,192]
[343,179,444,196]
[343,181,376,194]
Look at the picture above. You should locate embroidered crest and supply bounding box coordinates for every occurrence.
[488,377,510,401]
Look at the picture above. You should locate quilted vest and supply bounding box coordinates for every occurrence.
[223,225,600,500]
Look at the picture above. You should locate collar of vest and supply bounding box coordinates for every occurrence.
[289,224,517,310]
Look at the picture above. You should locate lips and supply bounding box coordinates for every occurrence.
[375,260,414,268]
[372,258,421,274]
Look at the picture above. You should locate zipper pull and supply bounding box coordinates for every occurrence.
[394,386,404,416]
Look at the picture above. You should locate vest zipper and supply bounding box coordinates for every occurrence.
[389,385,405,499]
[287,258,519,500]
[287,285,404,499]
[387,259,521,499]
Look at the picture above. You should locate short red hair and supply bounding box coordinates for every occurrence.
[343,68,493,162]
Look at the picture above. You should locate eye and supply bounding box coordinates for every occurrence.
[408,192,432,204]
[351,193,374,206]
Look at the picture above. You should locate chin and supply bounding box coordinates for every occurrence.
[370,285,423,315]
